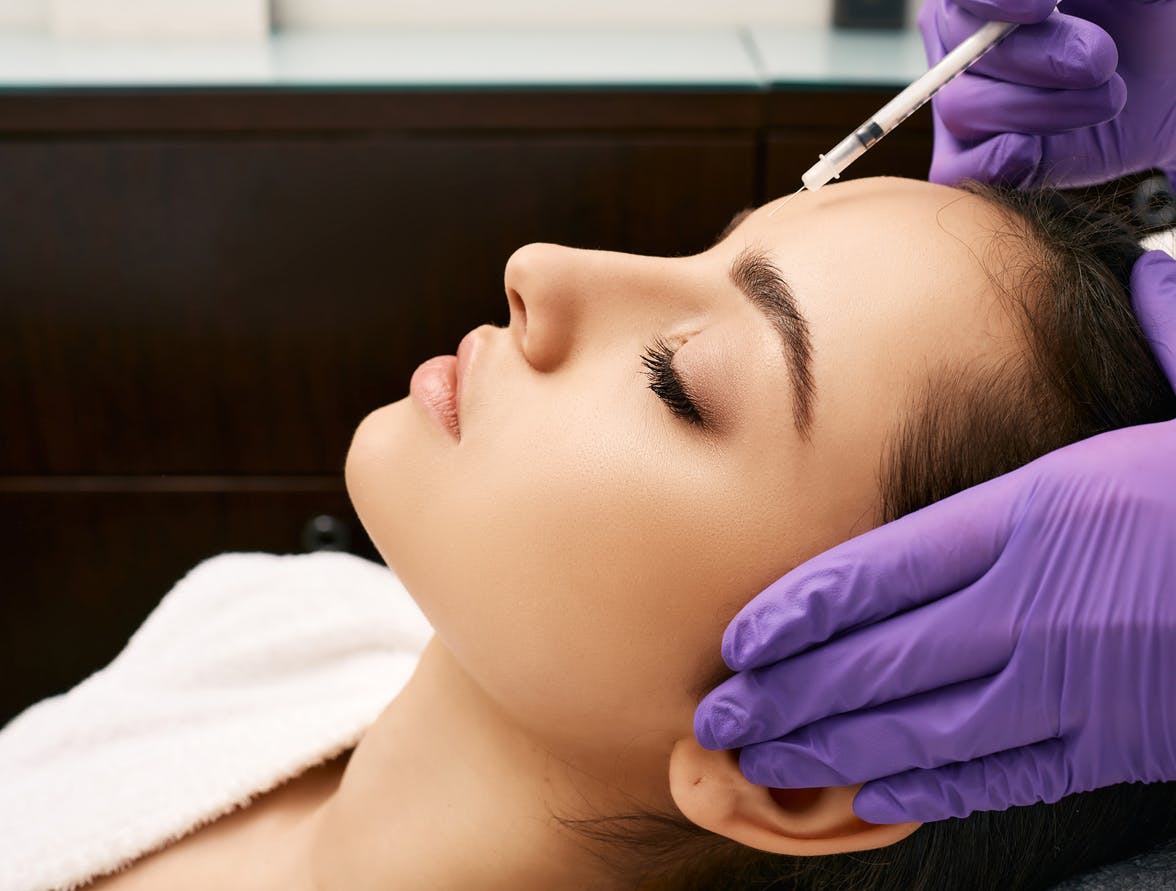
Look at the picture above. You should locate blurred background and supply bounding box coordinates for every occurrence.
[0,0,926,32]
[3,0,1161,727]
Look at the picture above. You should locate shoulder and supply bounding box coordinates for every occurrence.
[0,552,428,891]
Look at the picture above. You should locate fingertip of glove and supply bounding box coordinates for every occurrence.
[1070,21,1119,86]
[694,698,746,750]
[954,0,1055,25]
[722,607,770,670]
[1107,72,1128,120]
[854,784,910,824]
[721,629,749,671]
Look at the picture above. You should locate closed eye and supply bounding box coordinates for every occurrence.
[640,335,705,428]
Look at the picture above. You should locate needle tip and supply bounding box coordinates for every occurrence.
[768,186,805,217]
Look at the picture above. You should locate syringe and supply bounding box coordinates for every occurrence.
[771,15,1027,214]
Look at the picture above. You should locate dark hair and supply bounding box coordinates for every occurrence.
[557,184,1176,890]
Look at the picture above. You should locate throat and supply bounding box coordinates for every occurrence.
[304,639,631,891]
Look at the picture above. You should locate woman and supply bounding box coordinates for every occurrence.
[9,175,1176,890]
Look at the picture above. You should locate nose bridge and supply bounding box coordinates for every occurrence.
[503,242,664,372]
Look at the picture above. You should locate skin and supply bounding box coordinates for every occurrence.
[297,175,1028,890]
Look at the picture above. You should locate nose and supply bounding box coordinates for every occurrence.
[502,243,582,372]
[504,242,675,373]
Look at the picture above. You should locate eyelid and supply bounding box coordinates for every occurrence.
[671,337,738,436]
[641,335,706,428]
[665,339,720,426]
[673,355,708,416]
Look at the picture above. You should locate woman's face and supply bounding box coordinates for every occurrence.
[345,176,1021,761]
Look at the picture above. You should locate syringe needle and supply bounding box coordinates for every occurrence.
[768,185,806,218]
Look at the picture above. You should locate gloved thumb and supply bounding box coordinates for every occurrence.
[852,738,1069,824]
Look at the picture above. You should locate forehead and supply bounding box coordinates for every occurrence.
[732,176,1003,257]
[726,177,1021,367]
[723,176,1027,533]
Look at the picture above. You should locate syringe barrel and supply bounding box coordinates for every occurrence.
[873,18,1018,132]
[801,130,872,191]
[801,16,1020,193]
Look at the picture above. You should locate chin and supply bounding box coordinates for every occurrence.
[345,394,473,597]
[344,396,425,567]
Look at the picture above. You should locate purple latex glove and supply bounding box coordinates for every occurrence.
[694,251,1176,824]
[920,0,1176,188]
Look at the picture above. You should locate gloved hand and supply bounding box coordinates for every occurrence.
[695,250,1176,824]
[920,0,1176,188]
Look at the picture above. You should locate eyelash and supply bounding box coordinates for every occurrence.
[640,335,705,428]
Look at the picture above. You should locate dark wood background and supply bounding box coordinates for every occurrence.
[0,85,934,726]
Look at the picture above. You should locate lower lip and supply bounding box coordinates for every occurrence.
[409,355,460,440]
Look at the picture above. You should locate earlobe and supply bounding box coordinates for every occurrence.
[668,738,922,856]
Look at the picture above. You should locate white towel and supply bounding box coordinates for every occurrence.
[1142,226,1176,258]
[0,551,432,891]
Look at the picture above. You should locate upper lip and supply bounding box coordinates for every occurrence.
[454,326,482,420]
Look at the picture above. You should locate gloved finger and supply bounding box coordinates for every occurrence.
[721,467,1023,671]
[936,5,1117,90]
[948,0,1057,24]
[951,125,1149,190]
[1062,0,1176,78]
[698,584,1015,748]
[928,130,1043,187]
[1131,251,1176,387]
[852,738,1069,823]
[936,72,1126,141]
[736,670,1057,788]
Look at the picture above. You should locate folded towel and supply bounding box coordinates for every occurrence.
[1141,226,1176,258]
[5,488,1176,890]
[0,551,432,891]
[1143,226,1176,258]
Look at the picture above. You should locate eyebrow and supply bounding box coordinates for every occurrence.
[729,246,816,438]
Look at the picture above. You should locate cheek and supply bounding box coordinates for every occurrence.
[345,379,800,755]
[429,416,799,752]
[449,414,713,737]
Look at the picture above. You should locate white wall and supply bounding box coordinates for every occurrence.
[0,0,43,27]
[277,0,927,27]
[277,0,827,27]
[0,0,927,30]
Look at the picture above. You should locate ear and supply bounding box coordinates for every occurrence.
[668,737,922,856]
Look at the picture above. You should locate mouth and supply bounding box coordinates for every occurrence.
[408,326,482,441]
[454,326,480,416]
[409,355,459,439]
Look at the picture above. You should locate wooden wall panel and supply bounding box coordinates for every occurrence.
[0,135,757,476]
[765,97,934,196]
[0,85,938,725]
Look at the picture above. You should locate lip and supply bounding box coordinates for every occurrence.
[454,326,480,415]
[409,355,459,439]
[408,327,482,441]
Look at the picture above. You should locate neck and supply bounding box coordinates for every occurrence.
[304,637,669,891]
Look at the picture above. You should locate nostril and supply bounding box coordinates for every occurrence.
[505,285,533,365]
[507,286,527,332]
